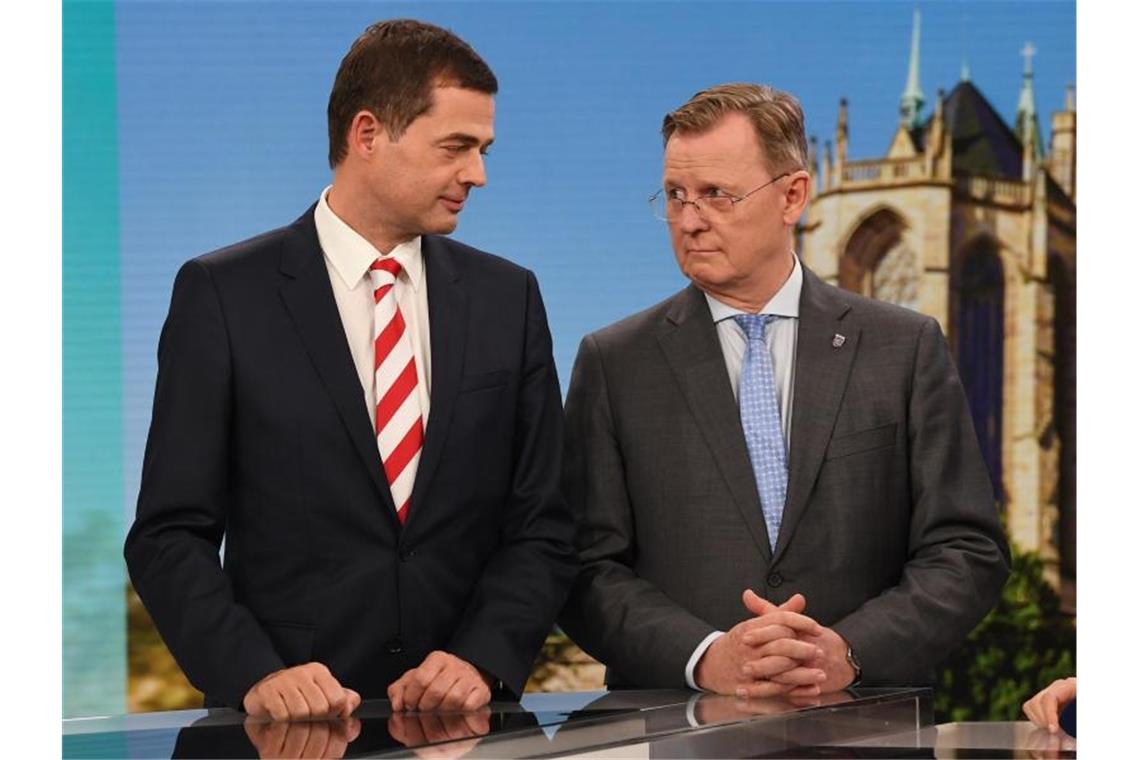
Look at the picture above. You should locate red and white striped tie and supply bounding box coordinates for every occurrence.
[369,257,423,524]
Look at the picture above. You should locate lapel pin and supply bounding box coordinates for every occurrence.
[832,333,846,349]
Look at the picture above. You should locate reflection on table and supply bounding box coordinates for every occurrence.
[62,687,1074,759]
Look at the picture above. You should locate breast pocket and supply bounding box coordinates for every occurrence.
[824,422,898,461]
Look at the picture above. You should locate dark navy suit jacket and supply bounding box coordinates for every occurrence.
[125,207,577,708]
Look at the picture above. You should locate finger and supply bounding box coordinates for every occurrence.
[463,707,491,736]
[243,718,279,757]
[741,623,798,647]
[326,729,350,760]
[788,684,823,699]
[263,721,291,757]
[342,689,362,718]
[778,593,807,614]
[1041,691,1060,733]
[462,683,492,712]
[243,717,269,743]
[1023,696,1043,727]
[729,697,781,717]
[743,655,799,679]
[300,723,331,760]
[244,668,285,714]
[297,677,332,718]
[1030,695,1047,729]
[392,715,428,747]
[787,691,823,707]
[281,722,312,759]
[310,667,348,716]
[282,684,312,719]
[735,680,796,699]
[387,715,410,745]
[420,713,449,744]
[244,691,269,719]
[419,667,462,712]
[404,659,448,711]
[264,687,292,722]
[744,610,821,635]
[438,675,477,712]
[441,711,474,741]
[389,672,413,712]
[752,638,823,662]
[742,589,779,617]
[769,666,828,686]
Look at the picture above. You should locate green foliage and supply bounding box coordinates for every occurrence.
[934,543,1075,721]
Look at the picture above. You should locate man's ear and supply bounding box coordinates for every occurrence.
[346,110,385,160]
[782,169,812,225]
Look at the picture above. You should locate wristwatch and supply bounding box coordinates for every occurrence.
[845,644,862,687]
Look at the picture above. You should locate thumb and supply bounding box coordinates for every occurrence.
[343,688,362,717]
[742,589,777,616]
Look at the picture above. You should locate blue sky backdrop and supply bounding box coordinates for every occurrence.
[116,0,1075,521]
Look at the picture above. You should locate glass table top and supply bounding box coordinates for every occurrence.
[64,688,946,759]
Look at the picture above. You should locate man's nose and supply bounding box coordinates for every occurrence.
[459,152,486,188]
[676,201,709,234]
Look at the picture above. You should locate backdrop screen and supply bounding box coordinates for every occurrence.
[63,0,1076,718]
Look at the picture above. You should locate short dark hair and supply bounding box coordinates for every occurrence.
[327,19,498,168]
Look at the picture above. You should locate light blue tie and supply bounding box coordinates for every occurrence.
[734,314,788,552]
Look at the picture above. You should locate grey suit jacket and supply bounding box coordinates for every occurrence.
[558,265,1010,688]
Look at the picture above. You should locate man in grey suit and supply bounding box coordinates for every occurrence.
[559,83,1009,699]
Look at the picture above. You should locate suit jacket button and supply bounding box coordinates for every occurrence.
[386,638,403,654]
[767,571,784,587]
[398,547,414,562]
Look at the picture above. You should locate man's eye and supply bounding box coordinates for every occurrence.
[442,145,465,154]
[666,189,685,201]
[704,188,727,198]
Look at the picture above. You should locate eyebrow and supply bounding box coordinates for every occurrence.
[663,178,733,192]
[438,133,495,149]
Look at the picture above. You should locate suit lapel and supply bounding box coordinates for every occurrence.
[407,236,468,528]
[277,207,398,521]
[773,266,858,563]
[658,286,773,561]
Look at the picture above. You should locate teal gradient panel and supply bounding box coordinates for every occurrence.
[63,0,127,720]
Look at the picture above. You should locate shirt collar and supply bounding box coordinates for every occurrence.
[313,185,424,292]
[705,254,803,324]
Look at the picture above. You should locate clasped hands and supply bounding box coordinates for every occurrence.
[243,651,493,721]
[694,589,856,698]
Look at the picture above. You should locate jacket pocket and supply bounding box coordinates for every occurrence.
[825,422,898,461]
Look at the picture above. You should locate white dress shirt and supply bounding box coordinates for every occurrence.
[313,186,432,430]
[683,254,803,689]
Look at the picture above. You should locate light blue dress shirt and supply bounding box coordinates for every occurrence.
[683,254,803,689]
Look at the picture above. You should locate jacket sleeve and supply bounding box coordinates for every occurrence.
[557,334,718,688]
[831,317,1011,684]
[446,271,579,696]
[124,260,284,708]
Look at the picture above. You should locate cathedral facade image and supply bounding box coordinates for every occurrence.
[799,12,1076,600]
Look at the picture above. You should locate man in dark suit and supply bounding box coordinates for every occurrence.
[124,19,576,721]
[559,83,1009,698]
